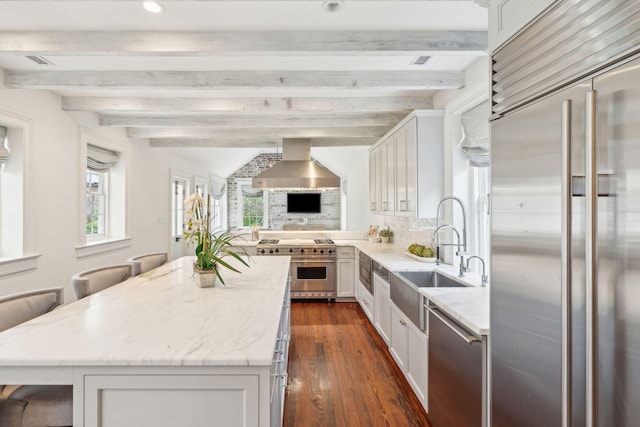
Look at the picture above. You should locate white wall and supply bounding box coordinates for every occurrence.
[311,146,372,231]
[0,82,212,302]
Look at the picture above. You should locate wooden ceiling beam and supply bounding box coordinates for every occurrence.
[5,70,465,91]
[99,113,406,128]
[0,31,486,55]
[62,96,433,114]
[128,126,389,139]
[149,137,378,148]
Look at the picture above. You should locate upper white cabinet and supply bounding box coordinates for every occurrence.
[369,111,443,219]
[488,0,556,52]
[382,137,395,215]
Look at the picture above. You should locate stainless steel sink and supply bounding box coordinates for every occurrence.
[389,271,469,332]
[396,270,469,288]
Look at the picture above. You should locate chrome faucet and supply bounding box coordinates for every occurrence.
[433,224,466,277]
[435,196,468,255]
[466,256,488,286]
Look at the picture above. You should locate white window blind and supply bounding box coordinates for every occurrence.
[0,126,9,164]
[459,102,490,168]
[241,185,263,198]
[210,177,227,201]
[87,144,119,171]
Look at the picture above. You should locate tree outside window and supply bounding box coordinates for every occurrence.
[86,170,107,237]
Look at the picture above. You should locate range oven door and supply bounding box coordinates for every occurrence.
[290,259,336,299]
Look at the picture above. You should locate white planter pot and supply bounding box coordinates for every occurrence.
[194,269,218,288]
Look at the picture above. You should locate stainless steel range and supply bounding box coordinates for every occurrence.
[256,238,336,300]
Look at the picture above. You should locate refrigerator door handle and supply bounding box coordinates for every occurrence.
[585,90,598,427]
[561,99,573,427]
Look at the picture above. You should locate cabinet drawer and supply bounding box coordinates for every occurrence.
[336,247,355,259]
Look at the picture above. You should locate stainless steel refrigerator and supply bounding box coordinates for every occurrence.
[491,30,640,427]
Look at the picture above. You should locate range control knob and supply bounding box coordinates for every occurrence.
[274,248,279,253]
[313,248,318,253]
[288,248,294,253]
[260,249,266,254]
[320,249,325,254]
[328,249,334,254]
[269,249,274,254]
[300,249,305,253]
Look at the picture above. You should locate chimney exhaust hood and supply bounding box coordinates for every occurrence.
[252,139,340,189]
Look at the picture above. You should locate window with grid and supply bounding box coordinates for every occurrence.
[84,143,121,243]
[236,179,267,229]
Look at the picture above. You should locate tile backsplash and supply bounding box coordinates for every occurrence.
[372,215,437,249]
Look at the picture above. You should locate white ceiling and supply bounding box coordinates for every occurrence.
[0,0,488,168]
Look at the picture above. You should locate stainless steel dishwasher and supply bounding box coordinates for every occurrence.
[426,303,484,427]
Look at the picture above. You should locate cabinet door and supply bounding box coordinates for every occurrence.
[373,274,391,345]
[84,374,260,427]
[337,259,355,298]
[369,149,377,212]
[404,119,418,217]
[390,304,409,372]
[395,125,408,215]
[384,138,395,214]
[358,282,374,322]
[407,321,428,410]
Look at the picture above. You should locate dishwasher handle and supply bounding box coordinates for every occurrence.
[425,305,481,345]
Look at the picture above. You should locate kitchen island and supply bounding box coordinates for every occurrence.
[0,256,291,427]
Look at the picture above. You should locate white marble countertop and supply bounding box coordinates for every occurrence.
[228,234,490,335]
[420,287,489,336]
[0,256,290,367]
[346,240,490,336]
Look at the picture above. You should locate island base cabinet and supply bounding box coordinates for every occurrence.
[84,374,261,427]
[390,303,428,412]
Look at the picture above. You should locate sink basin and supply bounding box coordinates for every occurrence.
[396,270,469,288]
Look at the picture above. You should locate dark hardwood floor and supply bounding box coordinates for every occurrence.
[284,301,431,427]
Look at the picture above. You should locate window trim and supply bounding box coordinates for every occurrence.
[0,107,40,277]
[77,131,131,257]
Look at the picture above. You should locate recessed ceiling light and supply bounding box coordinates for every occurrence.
[143,1,164,14]
[322,0,345,12]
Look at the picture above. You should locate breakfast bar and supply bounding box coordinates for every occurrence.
[0,256,291,427]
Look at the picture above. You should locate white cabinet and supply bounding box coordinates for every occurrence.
[488,0,556,52]
[369,111,443,219]
[390,303,409,372]
[358,282,374,322]
[390,302,428,411]
[369,145,383,213]
[382,137,395,214]
[84,373,261,427]
[336,247,356,299]
[373,273,391,345]
[407,319,428,408]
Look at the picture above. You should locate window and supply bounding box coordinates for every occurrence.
[86,170,108,238]
[85,144,120,242]
[0,109,39,275]
[77,138,129,257]
[171,178,186,241]
[236,179,267,229]
[210,176,227,232]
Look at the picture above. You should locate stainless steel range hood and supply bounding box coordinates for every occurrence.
[252,139,340,189]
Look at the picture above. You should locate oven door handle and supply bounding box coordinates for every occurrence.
[291,259,336,264]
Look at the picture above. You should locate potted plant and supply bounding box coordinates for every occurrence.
[379,227,393,243]
[184,193,250,287]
